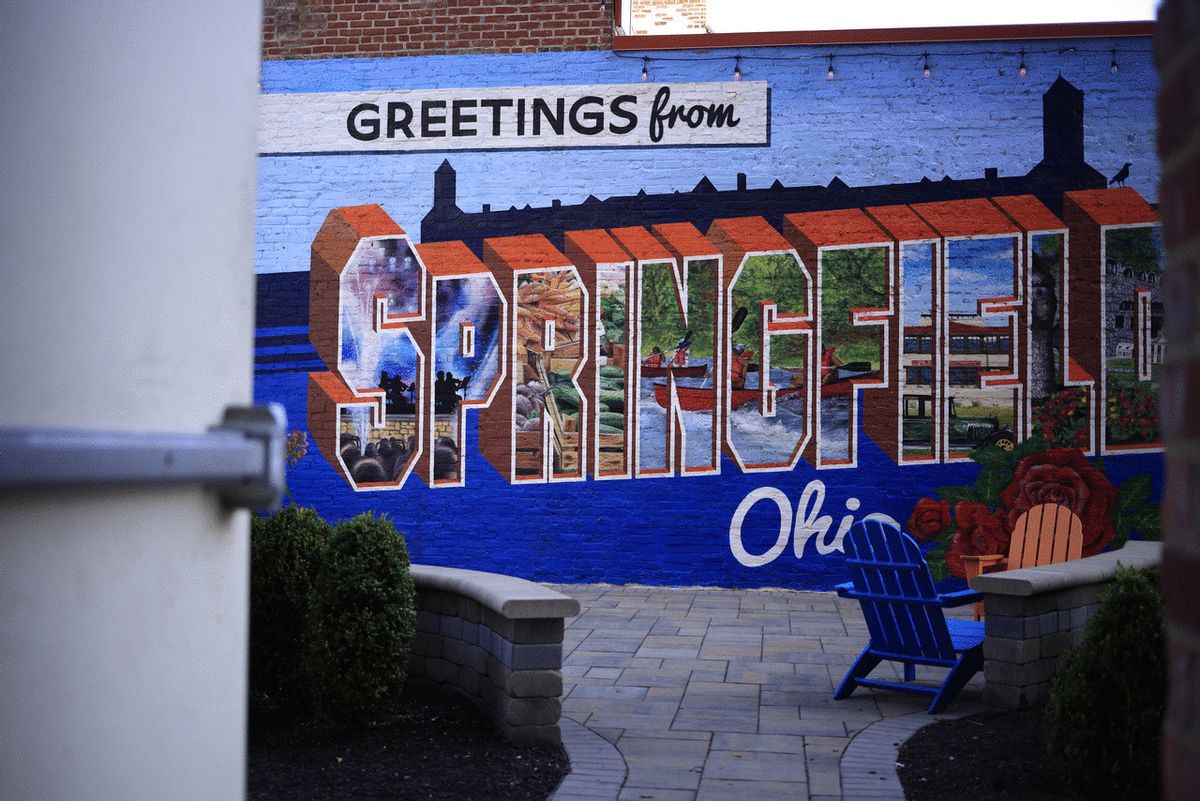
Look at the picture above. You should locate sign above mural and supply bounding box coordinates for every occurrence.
[258,81,768,153]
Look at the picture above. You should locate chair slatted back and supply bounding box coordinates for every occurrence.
[1008,503,1084,570]
[842,519,956,664]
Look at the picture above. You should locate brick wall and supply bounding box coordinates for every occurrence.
[256,42,1164,592]
[262,0,611,60]
[629,0,707,35]
[1157,2,1200,799]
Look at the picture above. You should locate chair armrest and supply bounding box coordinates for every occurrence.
[959,553,1007,580]
[938,588,983,607]
[834,581,854,598]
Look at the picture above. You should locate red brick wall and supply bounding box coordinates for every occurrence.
[263,0,612,60]
[1157,2,1200,799]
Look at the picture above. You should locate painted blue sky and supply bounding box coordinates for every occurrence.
[901,242,935,325]
[946,238,1018,316]
[258,39,1158,274]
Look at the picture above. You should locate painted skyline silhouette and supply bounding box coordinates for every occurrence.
[420,77,1108,253]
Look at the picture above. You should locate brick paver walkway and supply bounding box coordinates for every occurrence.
[548,584,982,801]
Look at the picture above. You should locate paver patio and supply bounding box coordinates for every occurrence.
[548,584,983,801]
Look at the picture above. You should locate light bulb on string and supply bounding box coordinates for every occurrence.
[1019,49,1027,78]
[641,57,648,81]
[733,55,742,81]
[1111,48,1119,74]
[923,52,931,79]
[826,54,834,80]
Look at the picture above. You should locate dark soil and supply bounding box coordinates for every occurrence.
[247,685,570,801]
[897,709,1082,801]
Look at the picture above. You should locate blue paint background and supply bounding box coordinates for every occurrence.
[256,367,1163,589]
[255,40,1163,590]
[258,41,1158,273]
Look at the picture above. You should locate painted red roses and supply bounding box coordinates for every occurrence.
[907,497,950,542]
[944,502,1009,578]
[908,447,1121,579]
[998,448,1116,557]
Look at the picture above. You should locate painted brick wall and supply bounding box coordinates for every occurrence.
[1157,1,1200,798]
[255,40,1164,593]
[262,0,611,60]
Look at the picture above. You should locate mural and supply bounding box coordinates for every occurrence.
[256,44,1162,589]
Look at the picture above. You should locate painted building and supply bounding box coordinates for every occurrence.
[255,10,1162,590]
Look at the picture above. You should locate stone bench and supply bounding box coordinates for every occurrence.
[406,564,580,747]
[970,540,1162,710]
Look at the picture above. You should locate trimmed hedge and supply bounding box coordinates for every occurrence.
[306,512,417,723]
[1043,566,1165,801]
[249,505,331,708]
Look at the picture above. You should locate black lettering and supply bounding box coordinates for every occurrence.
[517,98,526,136]
[710,102,740,128]
[568,96,604,135]
[648,86,671,143]
[479,98,512,136]
[385,102,413,139]
[451,99,478,137]
[421,100,447,138]
[532,98,565,136]
[685,105,706,128]
[347,103,381,141]
[608,94,638,134]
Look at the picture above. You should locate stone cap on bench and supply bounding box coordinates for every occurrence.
[969,540,1162,597]
[410,564,581,619]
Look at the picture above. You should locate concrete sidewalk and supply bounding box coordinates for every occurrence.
[548,584,982,801]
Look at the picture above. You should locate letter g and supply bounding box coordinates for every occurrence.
[347,103,380,141]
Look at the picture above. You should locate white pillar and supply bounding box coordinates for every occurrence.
[0,2,261,799]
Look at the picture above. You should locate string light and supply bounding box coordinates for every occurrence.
[617,45,1147,84]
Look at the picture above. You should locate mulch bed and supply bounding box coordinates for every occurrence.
[897,708,1082,801]
[247,685,570,801]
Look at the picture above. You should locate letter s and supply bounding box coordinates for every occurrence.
[608,94,637,134]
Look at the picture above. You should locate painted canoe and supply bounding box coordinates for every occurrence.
[653,383,806,412]
[639,364,709,379]
[652,371,881,411]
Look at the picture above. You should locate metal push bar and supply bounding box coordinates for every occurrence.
[0,404,287,511]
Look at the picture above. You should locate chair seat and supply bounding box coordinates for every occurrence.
[835,519,987,713]
[947,618,985,652]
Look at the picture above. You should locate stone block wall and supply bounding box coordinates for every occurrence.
[405,564,580,746]
[973,541,1161,709]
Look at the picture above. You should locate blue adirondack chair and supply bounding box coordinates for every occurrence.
[834,519,985,714]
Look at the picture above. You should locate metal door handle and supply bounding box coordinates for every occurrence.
[0,404,287,511]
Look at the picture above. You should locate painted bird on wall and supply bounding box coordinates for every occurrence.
[1109,162,1131,186]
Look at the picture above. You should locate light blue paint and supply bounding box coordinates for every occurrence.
[257,39,1157,274]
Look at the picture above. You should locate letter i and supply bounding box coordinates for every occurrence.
[823,497,861,554]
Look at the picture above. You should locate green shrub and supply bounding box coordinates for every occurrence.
[306,512,417,723]
[1044,566,1165,801]
[249,505,331,708]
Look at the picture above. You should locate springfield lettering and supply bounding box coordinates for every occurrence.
[258,82,767,154]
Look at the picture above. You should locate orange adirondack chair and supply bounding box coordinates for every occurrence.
[962,503,1084,620]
